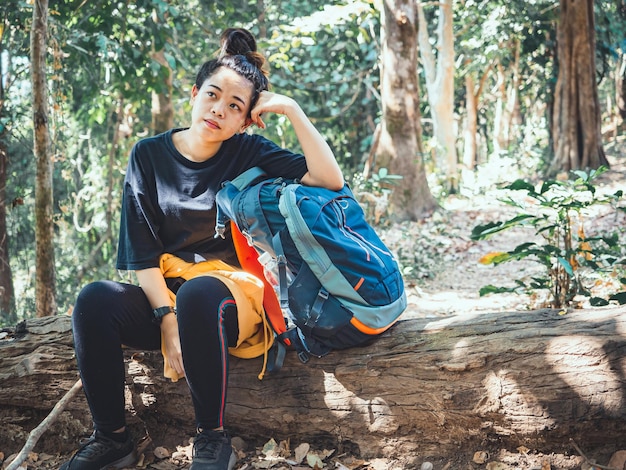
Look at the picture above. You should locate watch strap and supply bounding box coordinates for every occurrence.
[153,305,176,324]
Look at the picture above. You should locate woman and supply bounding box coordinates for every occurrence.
[61,27,343,470]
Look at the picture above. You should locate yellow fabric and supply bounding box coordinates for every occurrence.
[158,253,275,382]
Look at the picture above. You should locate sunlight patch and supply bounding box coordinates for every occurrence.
[546,336,623,415]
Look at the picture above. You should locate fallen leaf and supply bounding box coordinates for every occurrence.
[486,462,510,470]
[306,452,324,469]
[294,443,310,464]
[153,446,170,459]
[608,450,626,470]
[473,451,489,464]
[262,438,279,457]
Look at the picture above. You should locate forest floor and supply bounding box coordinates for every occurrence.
[3,139,626,470]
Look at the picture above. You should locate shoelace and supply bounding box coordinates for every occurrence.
[66,433,111,465]
[193,432,223,460]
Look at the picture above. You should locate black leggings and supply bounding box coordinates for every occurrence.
[72,276,238,433]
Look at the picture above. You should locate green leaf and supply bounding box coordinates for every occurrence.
[539,179,563,194]
[479,285,516,296]
[505,179,535,192]
[557,257,574,276]
[509,242,538,255]
[163,52,176,70]
[602,233,619,247]
[609,292,626,305]
[470,214,535,240]
[590,297,610,307]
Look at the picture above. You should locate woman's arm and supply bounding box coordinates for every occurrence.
[249,91,344,190]
[135,267,185,376]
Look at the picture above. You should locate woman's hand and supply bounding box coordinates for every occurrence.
[161,313,185,377]
[250,91,297,129]
[250,90,344,190]
[134,267,185,377]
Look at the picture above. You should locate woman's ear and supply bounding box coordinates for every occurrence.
[190,84,199,104]
[240,118,254,133]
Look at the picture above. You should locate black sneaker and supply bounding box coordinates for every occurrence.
[59,430,137,470]
[189,429,236,470]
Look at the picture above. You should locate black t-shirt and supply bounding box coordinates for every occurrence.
[116,129,308,271]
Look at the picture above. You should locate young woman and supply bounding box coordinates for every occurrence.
[61,28,343,470]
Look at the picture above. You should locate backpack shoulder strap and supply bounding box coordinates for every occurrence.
[230,166,267,190]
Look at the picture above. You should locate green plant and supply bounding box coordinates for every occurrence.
[471,166,626,308]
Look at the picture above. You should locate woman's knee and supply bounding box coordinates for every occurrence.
[73,281,128,329]
[177,277,231,305]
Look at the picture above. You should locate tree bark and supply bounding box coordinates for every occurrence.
[3,307,626,460]
[462,63,491,171]
[417,0,458,194]
[0,33,15,318]
[551,0,609,174]
[31,0,57,318]
[0,133,15,319]
[376,0,437,221]
[492,41,520,154]
[463,73,478,171]
[151,50,174,135]
[617,52,626,121]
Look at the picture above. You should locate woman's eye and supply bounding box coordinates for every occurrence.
[230,103,241,111]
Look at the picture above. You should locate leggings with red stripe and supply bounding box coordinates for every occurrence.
[72,276,239,433]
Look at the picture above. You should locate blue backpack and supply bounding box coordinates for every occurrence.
[215,167,406,366]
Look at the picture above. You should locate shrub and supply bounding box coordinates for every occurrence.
[471,167,626,308]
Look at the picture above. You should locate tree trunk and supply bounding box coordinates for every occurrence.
[617,52,626,121]
[462,63,491,171]
[551,0,609,174]
[0,44,14,317]
[0,137,16,322]
[151,50,174,135]
[376,0,437,221]
[3,307,626,461]
[463,73,478,171]
[31,0,57,318]
[492,42,521,154]
[0,137,14,319]
[417,0,458,194]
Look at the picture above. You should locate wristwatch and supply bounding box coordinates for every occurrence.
[152,305,176,324]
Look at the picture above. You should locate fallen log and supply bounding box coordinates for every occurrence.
[1,306,626,462]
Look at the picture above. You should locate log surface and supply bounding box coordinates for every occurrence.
[2,306,626,459]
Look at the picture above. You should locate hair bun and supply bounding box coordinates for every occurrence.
[219,28,257,57]
[219,28,266,72]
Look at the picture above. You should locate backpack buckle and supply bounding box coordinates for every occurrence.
[297,350,310,364]
[305,289,329,327]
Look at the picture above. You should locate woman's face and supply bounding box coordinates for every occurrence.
[190,66,254,142]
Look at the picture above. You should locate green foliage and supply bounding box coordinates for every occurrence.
[260,1,380,173]
[2,0,625,323]
[471,167,626,308]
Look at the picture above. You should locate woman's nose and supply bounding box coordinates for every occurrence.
[211,102,225,117]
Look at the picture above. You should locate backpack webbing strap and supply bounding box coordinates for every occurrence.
[272,232,290,309]
[307,288,329,328]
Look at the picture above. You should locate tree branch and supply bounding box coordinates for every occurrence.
[5,379,83,470]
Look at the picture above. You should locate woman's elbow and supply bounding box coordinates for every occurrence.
[301,172,344,191]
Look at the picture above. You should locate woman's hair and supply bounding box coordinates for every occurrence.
[194,28,269,115]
